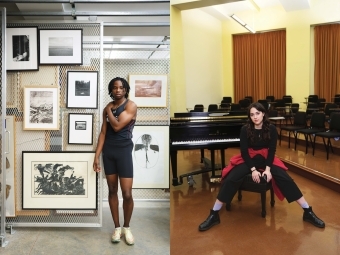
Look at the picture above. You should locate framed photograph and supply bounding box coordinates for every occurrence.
[39,29,83,65]
[0,116,17,217]
[129,74,168,107]
[22,151,97,210]
[6,27,38,71]
[131,125,169,188]
[66,71,98,109]
[23,86,59,130]
[68,113,93,145]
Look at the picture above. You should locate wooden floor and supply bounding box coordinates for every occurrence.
[170,139,340,255]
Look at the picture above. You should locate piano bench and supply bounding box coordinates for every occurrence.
[225,174,275,218]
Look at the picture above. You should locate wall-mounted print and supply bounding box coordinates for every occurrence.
[6,27,38,71]
[39,29,83,65]
[22,151,97,210]
[0,116,17,217]
[23,86,59,130]
[68,113,93,145]
[66,71,98,109]
[128,74,168,107]
[130,125,169,188]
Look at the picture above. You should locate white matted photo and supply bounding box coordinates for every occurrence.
[22,151,97,210]
[129,74,168,107]
[66,71,98,108]
[131,125,169,188]
[68,113,93,145]
[39,29,83,65]
[6,27,38,71]
[23,86,59,130]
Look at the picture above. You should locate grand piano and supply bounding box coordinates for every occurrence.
[170,111,248,186]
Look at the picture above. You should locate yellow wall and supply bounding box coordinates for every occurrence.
[171,0,340,115]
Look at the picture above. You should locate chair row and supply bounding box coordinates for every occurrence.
[278,111,340,160]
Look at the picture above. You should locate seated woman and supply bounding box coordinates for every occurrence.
[199,102,325,231]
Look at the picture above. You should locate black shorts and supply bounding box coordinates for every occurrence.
[102,139,133,178]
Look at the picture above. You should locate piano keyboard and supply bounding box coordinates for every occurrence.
[172,138,240,145]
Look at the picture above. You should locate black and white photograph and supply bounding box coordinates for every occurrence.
[49,36,73,56]
[67,71,98,108]
[39,29,83,65]
[68,113,93,145]
[131,126,169,188]
[6,27,38,71]
[22,151,97,209]
[75,121,87,130]
[23,86,59,130]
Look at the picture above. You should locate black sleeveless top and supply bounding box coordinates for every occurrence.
[105,99,136,141]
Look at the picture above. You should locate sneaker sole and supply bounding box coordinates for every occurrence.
[112,239,121,243]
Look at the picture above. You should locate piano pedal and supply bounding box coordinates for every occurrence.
[187,176,196,186]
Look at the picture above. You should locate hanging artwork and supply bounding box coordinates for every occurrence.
[23,86,59,130]
[130,125,169,188]
[6,26,39,71]
[22,151,97,210]
[128,74,168,107]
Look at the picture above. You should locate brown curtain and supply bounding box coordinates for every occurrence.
[233,30,286,103]
[314,24,340,102]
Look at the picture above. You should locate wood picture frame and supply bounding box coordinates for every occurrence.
[6,26,39,71]
[22,151,97,210]
[68,113,93,145]
[23,86,59,130]
[128,74,168,107]
[131,125,170,188]
[66,71,98,109]
[39,29,83,65]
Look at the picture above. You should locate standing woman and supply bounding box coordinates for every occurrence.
[93,77,137,245]
[198,102,325,231]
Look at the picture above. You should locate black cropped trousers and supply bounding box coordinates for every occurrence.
[217,162,303,204]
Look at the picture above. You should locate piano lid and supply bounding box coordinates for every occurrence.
[171,111,248,122]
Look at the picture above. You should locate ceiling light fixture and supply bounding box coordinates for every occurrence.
[231,14,256,34]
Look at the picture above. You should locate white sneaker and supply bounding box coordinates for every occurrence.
[111,227,122,243]
[123,227,135,245]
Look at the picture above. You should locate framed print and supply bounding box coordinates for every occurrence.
[6,26,38,71]
[0,116,17,217]
[66,71,98,109]
[131,125,169,188]
[23,86,59,130]
[22,151,97,210]
[39,29,83,65]
[129,74,168,107]
[68,113,93,145]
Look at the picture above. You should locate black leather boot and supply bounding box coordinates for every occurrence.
[303,206,325,228]
[198,209,220,231]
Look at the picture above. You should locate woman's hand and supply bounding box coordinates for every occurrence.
[251,170,261,183]
[262,169,272,182]
[93,158,101,173]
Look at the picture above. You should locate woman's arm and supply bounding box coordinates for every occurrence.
[265,124,277,168]
[93,109,108,172]
[106,100,137,132]
[240,125,256,170]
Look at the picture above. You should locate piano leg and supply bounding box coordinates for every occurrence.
[220,149,225,169]
[170,150,181,186]
[200,149,204,163]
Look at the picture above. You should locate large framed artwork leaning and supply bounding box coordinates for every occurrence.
[22,151,97,210]
[128,74,168,107]
[23,86,59,130]
[39,29,83,65]
[66,71,98,109]
[131,125,169,188]
[6,26,39,71]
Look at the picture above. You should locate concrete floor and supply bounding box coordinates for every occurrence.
[1,205,170,255]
